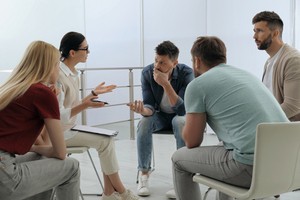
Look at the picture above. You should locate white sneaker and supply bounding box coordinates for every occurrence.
[120,189,140,200]
[166,189,176,199]
[102,192,122,200]
[137,174,150,196]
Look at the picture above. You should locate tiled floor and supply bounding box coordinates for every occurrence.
[70,122,300,200]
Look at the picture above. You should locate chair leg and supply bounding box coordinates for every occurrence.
[86,149,104,193]
[202,187,212,200]
[79,189,84,200]
[50,188,56,200]
[152,143,155,171]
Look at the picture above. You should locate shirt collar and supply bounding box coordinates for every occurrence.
[60,62,78,77]
[171,64,179,79]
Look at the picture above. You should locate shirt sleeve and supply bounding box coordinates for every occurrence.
[141,67,156,114]
[172,66,194,116]
[185,79,206,114]
[33,86,60,120]
[57,88,71,122]
[280,55,300,119]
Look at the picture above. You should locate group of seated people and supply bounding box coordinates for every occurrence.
[0,10,299,200]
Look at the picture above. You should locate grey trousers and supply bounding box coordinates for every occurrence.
[0,151,80,200]
[172,146,253,200]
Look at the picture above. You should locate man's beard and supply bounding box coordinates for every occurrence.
[257,34,272,50]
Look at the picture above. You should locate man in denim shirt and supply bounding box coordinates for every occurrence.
[127,41,194,197]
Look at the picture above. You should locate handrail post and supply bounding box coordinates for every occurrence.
[80,69,87,125]
[129,69,135,139]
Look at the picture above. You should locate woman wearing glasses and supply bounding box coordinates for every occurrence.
[0,41,80,200]
[53,32,138,200]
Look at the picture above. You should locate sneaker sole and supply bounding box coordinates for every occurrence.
[137,192,150,197]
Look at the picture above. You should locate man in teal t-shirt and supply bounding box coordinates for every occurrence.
[172,36,289,200]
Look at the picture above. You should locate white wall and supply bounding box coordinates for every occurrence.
[0,0,299,126]
[296,0,300,49]
[0,0,85,69]
[83,0,142,125]
[143,0,207,67]
[0,0,86,83]
[207,0,292,78]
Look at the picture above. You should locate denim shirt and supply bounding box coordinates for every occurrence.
[141,63,194,116]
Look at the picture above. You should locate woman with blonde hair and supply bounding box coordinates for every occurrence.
[0,41,80,200]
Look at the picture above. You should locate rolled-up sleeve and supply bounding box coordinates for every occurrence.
[141,67,156,116]
[172,67,194,116]
[280,56,300,119]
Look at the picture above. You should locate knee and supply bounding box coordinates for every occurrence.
[172,115,185,130]
[171,150,181,169]
[138,116,153,128]
[171,149,181,163]
[97,136,115,152]
[66,157,81,179]
[172,116,185,139]
[103,136,114,145]
[171,148,187,168]
[137,116,153,136]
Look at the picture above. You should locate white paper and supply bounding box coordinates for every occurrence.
[71,125,118,137]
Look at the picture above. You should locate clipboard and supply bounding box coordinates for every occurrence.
[71,125,119,137]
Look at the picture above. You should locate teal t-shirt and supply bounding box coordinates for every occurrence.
[185,64,289,165]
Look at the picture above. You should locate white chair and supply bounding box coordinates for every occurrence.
[67,147,104,195]
[193,122,300,200]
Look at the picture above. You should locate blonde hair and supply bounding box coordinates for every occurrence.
[0,40,60,110]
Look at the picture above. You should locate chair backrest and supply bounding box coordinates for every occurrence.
[248,122,300,199]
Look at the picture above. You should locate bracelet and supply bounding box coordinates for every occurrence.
[91,90,97,96]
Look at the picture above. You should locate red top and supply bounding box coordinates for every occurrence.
[0,83,60,154]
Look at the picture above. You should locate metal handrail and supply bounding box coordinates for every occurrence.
[0,70,13,73]
[78,67,143,139]
[0,67,143,139]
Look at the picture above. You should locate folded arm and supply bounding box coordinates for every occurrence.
[31,119,66,160]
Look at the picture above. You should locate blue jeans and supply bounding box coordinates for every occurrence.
[137,112,185,172]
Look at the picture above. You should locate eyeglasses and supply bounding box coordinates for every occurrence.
[77,46,89,52]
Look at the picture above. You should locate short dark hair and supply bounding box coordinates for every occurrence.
[191,36,227,68]
[59,31,86,60]
[252,11,283,36]
[155,41,179,60]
